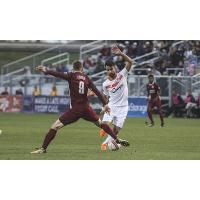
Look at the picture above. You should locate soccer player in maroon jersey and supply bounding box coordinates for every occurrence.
[146,74,164,127]
[31,61,129,154]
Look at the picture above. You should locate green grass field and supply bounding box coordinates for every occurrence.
[0,113,200,160]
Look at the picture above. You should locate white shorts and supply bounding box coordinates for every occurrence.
[102,106,128,128]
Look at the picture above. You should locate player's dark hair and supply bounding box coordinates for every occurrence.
[73,60,82,71]
[148,74,154,78]
[104,60,115,68]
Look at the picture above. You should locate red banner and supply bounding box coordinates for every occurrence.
[0,95,23,112]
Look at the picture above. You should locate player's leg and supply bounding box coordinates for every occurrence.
[31,119,64,154]
[100,125,121,150]
[101,107,128,149]
[99,112,113,137]
[156,99,164,127]
[147,101,154,126]
[31,109,80,153]
[99,113,113,150]
[100,118,114,150]
[166,104,175,117]
[83,106,130,147]
[104,114,126,142]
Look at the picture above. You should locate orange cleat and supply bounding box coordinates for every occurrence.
[99,129,107,137]
[101,143,107,151]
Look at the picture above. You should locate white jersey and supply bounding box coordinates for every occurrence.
[103,68,128,107]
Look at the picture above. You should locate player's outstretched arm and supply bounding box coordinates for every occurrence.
[111,44,134,72]
[36,65,69,80]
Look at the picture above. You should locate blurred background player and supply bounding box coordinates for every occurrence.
[31,60,130,154]
[146,74,164,127]
[184,91,196,118]
[166,90,185,117]
[99,44,134,150]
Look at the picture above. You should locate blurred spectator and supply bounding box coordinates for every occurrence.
[185,48,198,76]
[84,56,93,68]
[99,45,111,61]
[83,40,200,76]
[166,90,185,117]
[57,64,69,73]
[50,85,58,96]
[61,65,69,72]
[149,66,161,76]
[169,47,184,67]
[195,93,200,117]
[15,88,23,95]
[1,87,9,95]
[24,66,31,76]
[32,86,41,96]
[83,56,96,74]
[185,91,196,118]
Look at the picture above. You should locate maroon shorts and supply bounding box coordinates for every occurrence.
[59,105,99,125]
[148,97,162,110]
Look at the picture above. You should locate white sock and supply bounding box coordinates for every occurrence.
[102,135,112,145]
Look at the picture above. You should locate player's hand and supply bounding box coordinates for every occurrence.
[36,65,47,73]
[103,104,110,114]
[111,44,122,55]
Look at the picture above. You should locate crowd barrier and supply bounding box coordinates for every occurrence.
[0,95,147,117]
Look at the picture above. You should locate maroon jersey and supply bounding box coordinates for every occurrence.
[146,82,160,100]
[46,70,106,108]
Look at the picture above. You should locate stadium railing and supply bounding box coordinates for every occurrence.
[80,40,109,60]
[1,75,200,107]
[41,52,70,67]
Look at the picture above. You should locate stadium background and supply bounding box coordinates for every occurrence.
[1,40,200,116]
[0,40,200,159]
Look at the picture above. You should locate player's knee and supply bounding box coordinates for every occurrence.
[93,119,101,128]
[98,119,103,125]
[51,119,64,131]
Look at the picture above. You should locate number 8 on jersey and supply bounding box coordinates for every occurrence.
[79,81,85,94]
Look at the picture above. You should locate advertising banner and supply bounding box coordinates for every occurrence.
[128,97,147,117]
[33,96,70,113]
[0,95,23,112]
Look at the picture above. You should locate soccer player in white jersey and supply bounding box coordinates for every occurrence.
[99,44,134,150]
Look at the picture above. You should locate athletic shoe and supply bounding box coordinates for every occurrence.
[99,129,107,137]
[147,122,154,127]
[116,138,130,147]
[161,122,165,127]
[31,147,46,154]
[101,143,107,151]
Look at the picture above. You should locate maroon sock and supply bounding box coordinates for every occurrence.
[100,124,117,140]
[147,110,154,124]
[42,129,57,150]
[113,127,119,136]
[159,111,164,124]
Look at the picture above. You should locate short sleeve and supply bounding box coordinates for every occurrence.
[119,68,129,77]
[155,83,160,92]
[102,83,109,96]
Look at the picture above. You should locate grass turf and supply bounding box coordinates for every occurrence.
[0,113,199,160]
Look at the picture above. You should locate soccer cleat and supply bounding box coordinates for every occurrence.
[160,122,165,127]
[101,143,107,151]
[116,138,130,147]
[31,147,46,154]
[99,129,107,137]
[147,122,154,127]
